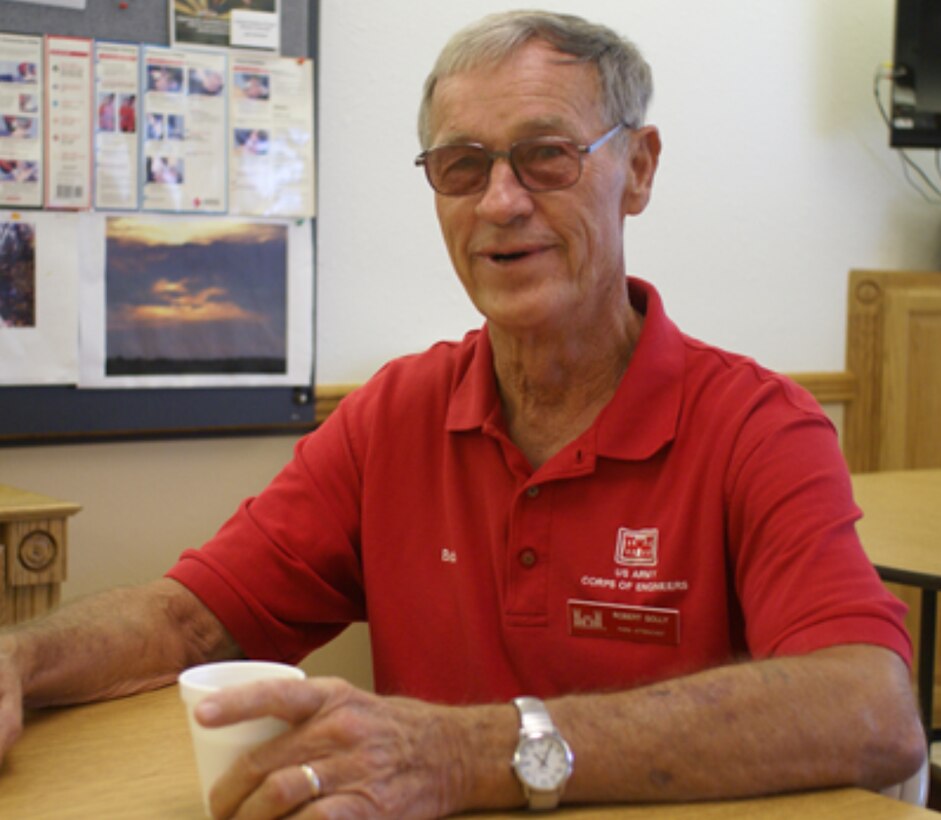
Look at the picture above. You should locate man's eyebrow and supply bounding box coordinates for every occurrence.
[436,117,573,144]
[430,109,586,149]
[433,130,478,145]
[520,116,572,133]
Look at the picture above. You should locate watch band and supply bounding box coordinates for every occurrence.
[512,696,573,810]
[515,696,557,734]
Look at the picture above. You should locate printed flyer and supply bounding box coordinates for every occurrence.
[141,46,227,214]
[0,33,43,208]
[229,54,314,217]
[94,42,140,211]
[45,35,93,210]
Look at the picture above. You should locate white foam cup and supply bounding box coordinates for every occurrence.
[179,660,306,816]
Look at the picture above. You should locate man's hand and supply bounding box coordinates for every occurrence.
[200,677,519,820]
[0,638,24,764]
[0,580,240,769]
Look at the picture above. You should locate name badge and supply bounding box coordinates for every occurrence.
[567,599,680,646]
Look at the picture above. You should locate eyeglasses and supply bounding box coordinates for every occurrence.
[415,122,627,196]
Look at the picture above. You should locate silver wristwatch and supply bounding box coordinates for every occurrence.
[511,696,574,810]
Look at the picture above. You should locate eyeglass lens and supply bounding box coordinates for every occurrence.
[424,138,582,195]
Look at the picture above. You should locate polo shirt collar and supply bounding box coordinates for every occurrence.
[445,325,501,432]
[596,278,685,460]
[445,278,685,462]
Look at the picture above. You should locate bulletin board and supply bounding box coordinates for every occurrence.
[0,0,318,444]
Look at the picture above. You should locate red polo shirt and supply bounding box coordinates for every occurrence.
[167,279,910,702]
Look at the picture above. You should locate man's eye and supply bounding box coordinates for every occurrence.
[532,144,567,160]
[444,153,486,173]
[519,142,572,166]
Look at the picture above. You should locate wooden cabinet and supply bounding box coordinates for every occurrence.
[845,269,941,472]
[845,269,941,720]
[0,485,81,625]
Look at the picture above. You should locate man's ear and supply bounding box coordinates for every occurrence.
[621,126,661,216]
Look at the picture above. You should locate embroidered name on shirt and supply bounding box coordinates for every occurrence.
[568,599,680,646]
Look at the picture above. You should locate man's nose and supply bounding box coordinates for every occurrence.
[474,157,534,224]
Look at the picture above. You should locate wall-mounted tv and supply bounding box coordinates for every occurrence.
[891,0,941,148]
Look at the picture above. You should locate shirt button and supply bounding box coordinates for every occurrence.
[526,486,540,498]
[519,548,538,568]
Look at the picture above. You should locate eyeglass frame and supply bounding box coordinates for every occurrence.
[414,121,630,196]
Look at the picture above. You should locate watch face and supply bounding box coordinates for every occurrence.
[514,735,572,790]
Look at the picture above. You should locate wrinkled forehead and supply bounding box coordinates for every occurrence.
[426,42,604,141]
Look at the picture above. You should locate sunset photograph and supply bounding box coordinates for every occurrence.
[0,220,35,328]
[104,217,288,376]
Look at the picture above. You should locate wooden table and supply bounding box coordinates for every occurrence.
[852,469,941,741]
[0,484,81,626]
[0,685,933,819]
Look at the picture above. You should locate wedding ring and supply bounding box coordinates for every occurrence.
[300,763,322,799]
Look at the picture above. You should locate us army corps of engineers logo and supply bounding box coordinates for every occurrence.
[615,527,659,566]
[578,527,688,594]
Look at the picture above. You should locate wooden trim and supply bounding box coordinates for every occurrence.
[314,371,856,426]
[314,384,360,425]
[787,371,858,404]
[845,270,886,472]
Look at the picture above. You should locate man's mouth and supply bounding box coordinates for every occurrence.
[491,251,530,263]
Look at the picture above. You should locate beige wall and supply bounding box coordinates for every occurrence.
[317,0,941,386]
[3,435,374,690]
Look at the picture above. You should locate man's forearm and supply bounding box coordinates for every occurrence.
[545,644,923,804]
[1,578,240,708]
[451,645,924,812]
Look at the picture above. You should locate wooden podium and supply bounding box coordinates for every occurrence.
[0,484,81,625]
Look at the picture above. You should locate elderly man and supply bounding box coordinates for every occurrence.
[0,10,925,819]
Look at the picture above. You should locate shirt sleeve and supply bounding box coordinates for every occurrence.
[724,380,912,667]
[166,396,369,663]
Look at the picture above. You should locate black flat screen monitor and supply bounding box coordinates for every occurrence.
[891,0,941,147]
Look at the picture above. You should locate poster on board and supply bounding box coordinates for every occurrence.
[141,46,227,214]
[0,33,43,209]
[78,214,313,388]
[45,35,93,210]
[229,54,315,217]
[0,212,80,385]
[94,42,141,211]
[171,1,280,52]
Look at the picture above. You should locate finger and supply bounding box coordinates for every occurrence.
[292,793,380,820]
[0,703,23,762]
[195,676,344,728]
[203,683,350,818]
[210,760,328,820]
[0,674,25,762]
